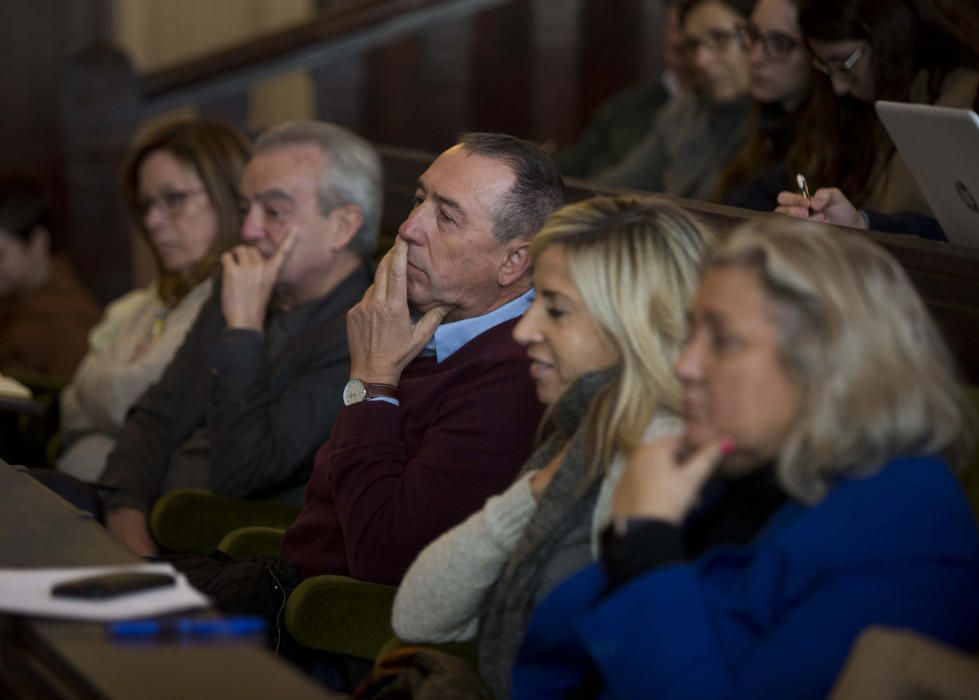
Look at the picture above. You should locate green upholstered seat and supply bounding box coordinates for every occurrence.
[216,523,398,662]
[217,525,288,559]
[2,371,66,469]
[285,575,398,661]
[150,489,301,555]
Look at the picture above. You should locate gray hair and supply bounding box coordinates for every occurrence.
[457,132,565,243]
[708,217,974,504]
[254,121,383,258]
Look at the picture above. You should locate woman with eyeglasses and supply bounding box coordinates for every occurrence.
[57,120,249,482]
[595,0,755,201]
[716,0,832,210]
[511,217,979,699]
[772,0,977,226]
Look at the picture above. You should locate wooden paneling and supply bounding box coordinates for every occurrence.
[578,0,643,125]
[363,36,425,145]
[0,0,111,296]
[470,0,533,137]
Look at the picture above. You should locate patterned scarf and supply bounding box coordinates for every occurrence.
[477,366,620,699]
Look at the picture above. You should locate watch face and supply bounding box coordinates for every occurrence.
[343,379,367,406]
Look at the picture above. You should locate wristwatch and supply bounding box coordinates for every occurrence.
[342,379,399,405]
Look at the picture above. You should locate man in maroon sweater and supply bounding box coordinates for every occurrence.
[280,133,565,584]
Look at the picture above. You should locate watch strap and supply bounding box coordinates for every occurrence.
[363,382,398,400]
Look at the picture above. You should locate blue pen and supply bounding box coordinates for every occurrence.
[108,615,267,639]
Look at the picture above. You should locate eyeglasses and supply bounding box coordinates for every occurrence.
[136,188,206,220]
[811,44,866,80]
[737,23,801,60]
[680,26,749,58]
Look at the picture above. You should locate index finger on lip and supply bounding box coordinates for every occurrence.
[387,237,408,297]
[373,245,394,299]
[272,226,299,265]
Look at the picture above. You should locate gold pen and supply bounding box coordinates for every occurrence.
[796,173,813,217]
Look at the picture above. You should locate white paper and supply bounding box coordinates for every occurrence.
[0,373,31,400]
[0,562,210,621]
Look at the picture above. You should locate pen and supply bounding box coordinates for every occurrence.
[796,173,813,217]
[108,615,267,639]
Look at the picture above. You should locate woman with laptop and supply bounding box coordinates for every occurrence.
[772,0,978,235]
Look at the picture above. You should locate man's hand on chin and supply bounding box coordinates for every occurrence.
[346,237,452,386]
[106,506,159,558]
[221,227,299,330]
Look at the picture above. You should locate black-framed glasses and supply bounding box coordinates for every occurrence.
[136,188,207,220]
[680,25,749,58]
[736,23,801,60]
[811,44,866,80]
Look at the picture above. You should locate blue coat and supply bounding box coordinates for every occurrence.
[513,456,979,699]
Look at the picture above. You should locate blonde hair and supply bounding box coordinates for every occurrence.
[532,195,714,474]
[709,217,975,503]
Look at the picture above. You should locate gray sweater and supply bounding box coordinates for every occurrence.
[391,413,681,643]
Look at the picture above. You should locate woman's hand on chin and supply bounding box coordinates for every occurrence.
[613,435,731,525]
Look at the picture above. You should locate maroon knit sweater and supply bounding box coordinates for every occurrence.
[280,317,544,584]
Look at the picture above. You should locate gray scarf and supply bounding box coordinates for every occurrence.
[477,366,620,699]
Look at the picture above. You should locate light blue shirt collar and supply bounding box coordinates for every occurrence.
[421,288,534,363]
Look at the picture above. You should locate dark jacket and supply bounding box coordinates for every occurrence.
[99,264,372,511]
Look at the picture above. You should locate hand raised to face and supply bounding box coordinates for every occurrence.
[220,226,299,331]
[346,237,455,386]
[613,434,730,526]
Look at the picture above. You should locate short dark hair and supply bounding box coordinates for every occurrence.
[0,172,51,244]
[457,132,565,243]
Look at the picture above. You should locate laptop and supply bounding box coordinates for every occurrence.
[876,100,979,247]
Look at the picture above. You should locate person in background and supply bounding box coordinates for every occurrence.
[58,120,250,482]
[775,0,977,220]
[554,0,696,179]
[717,0,827,210]
[391,196,711,699]
[0,172,101,382]
[596,0,754,201]
[513,217,979,699]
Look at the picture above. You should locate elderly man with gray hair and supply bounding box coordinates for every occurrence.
[100,120,381,556]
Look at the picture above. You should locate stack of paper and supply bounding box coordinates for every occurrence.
[0,374,31,400]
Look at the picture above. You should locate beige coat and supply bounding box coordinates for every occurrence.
[57,279,212,482]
